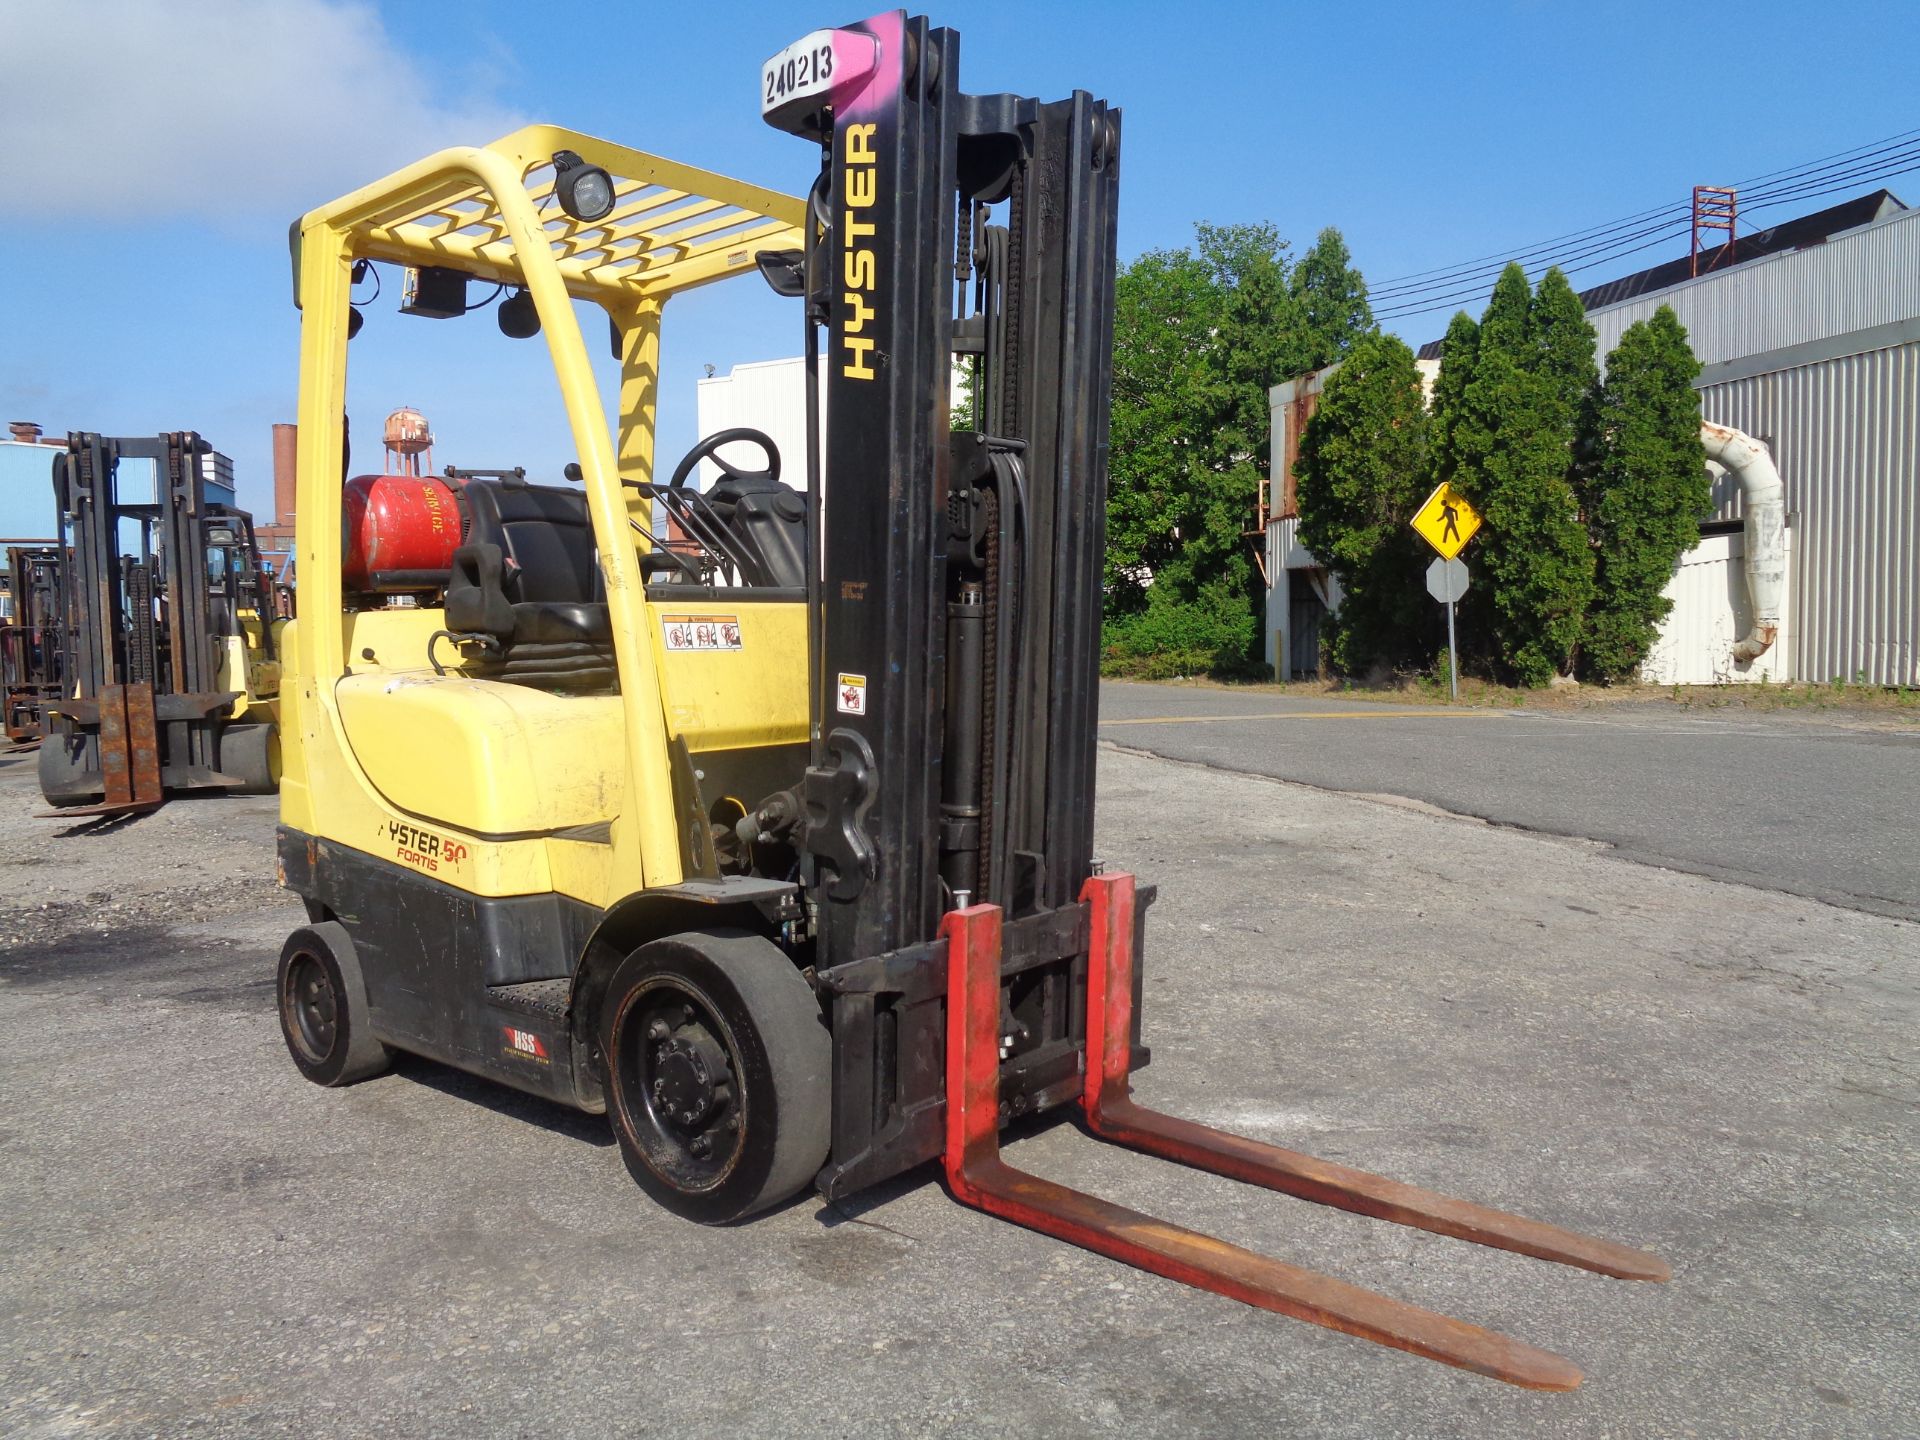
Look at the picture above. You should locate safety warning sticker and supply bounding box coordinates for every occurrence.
[661,614,743,651]
[837,672,868,715]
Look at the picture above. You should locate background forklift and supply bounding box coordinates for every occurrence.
[275,11,1665,1390]
[39,432,281,814]
[2,544,63,744]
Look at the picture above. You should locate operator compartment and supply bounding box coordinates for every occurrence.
[336,468,624,836]
[334,457,808,837]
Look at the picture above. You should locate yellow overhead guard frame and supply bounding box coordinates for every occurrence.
[289,126,805,891]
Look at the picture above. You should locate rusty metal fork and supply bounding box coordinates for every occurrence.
[938,880,1668,1390]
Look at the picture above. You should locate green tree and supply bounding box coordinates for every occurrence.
[1450,262,1596,686]
[1427,310,1480,487]
[1284,227,1374,378]
[1529,267,1598,424]
[1294,333,1432,673]
[1103,222,1374,675]
[1104,245,1219,616]
[1581,306,1707,680]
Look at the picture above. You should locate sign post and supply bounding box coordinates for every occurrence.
[1425,557,1470,700]
[1413,483,1483,702]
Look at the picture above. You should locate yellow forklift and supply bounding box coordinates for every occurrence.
[276,10,1665,1389]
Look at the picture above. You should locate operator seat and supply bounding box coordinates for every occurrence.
[444,476,616,690]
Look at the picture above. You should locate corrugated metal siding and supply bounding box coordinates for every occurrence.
[694,358,811,489]
[1590,207,1920,369]
[1703,341,1919,685]
[1640,531,1791,686]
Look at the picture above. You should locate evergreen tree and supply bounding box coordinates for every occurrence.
[1530,267,1598,427]
[1284,227,1374,379]
[1426,310,1480,486]
[1582,306,1708,680]
[1294,333,1433,673]
[1451,263,1596,686]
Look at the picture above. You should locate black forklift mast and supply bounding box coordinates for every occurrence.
[41,432,274,812]
[767,13,1128,1196]
[2,545,64,744]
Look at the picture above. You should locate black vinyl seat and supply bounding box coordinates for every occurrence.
[445,479,616,689]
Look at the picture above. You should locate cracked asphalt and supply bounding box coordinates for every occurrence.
[1,712,1915,1438]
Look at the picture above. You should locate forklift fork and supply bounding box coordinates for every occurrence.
[940,874,1669,1390]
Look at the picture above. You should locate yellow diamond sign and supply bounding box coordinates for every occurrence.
[1412,482,1482,560]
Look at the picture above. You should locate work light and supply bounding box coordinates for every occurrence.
[552,150,615,222]
[497,287,541,339]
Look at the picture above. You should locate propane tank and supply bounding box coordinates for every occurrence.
[342,474,463,590]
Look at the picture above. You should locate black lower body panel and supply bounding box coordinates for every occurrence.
[278,827,602,1107]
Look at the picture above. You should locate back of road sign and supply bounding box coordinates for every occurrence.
[1426,557,1470,604]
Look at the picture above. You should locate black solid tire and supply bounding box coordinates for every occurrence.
[277,922,392,1087]
[600,928,829,1224]
[38,732,103,808]
[219,722,279,794]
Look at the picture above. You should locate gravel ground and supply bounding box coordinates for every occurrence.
[0,740,1915,1438]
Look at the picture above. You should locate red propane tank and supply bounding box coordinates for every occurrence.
[342,474,463,590]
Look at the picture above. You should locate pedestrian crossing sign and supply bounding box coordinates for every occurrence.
[1412,482,1482,560]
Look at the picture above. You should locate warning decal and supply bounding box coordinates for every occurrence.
[837,672,868,715]
[661,614,743,651]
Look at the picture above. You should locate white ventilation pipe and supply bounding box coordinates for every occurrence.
[1700,421,1785,662]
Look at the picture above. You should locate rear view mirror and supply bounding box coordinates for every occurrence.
[754,249,807,298]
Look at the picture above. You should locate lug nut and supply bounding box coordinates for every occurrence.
[690,1135,712,1158]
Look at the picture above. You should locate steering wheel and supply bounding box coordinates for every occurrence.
[666,427,781,490]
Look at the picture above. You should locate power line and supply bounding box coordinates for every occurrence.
[1369,146,1920,322]
[1370,140,1920,305]
[1367,125,1920,302]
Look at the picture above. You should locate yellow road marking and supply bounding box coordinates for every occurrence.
[1100,710,1507,726]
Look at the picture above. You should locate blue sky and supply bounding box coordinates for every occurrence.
[3,0,1916,524]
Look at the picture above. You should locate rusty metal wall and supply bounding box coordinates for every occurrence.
[1702,341,1919,686]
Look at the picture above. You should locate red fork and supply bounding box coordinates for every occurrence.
[937,880,1668,1389]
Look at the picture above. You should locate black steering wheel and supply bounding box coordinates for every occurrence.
[666,427,781,490]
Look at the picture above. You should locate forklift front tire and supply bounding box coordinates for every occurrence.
[277,922,392,1087]
[601,929,829,1225]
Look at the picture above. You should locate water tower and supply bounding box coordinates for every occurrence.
[383,406,434,476]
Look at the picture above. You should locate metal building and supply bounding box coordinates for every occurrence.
[1268,190,1920,685]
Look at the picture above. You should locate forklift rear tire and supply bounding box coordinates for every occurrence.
[37,733,103,808]
[219,722,279,794]
[277,922,392,1087]
[600,929,829,1225]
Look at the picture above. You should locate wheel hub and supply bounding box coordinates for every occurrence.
[288,953,338,1059]
[654,1032,731,1129]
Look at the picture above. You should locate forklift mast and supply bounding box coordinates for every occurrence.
[764,13,1129,1197]
[40,432,277,813]
[777,13,1119,967]
[2,545,63,744]
[754,18,1666,1386]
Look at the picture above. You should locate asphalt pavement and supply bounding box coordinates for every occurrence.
[2,739,1915,1438]
[1099,681,1920,922]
